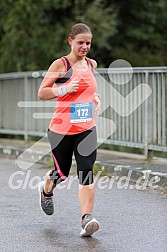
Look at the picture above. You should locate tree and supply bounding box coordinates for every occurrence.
[1,0,166,72]
[0,0,117,72]
[110,0,167,66]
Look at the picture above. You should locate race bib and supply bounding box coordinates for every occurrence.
[70,102,92,123]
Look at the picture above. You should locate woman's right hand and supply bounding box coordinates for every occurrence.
[66,77,79,93]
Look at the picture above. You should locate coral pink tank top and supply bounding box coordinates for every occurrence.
[49,57,96,135]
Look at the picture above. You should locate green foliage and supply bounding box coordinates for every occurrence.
[0,0,167,72]
[0,0,116,72]
[93,163,107,176]
[110,0,167,66]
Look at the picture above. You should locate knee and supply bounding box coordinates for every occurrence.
[78,169,94,185]
[49,169,67,186]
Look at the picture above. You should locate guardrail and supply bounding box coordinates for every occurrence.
[0,67,167,158]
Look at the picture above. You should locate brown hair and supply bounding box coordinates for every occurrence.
[69,23,92,39]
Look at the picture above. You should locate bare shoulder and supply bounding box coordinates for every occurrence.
[39,58,65,89]
[91,59,97,69]
[48,58,65,73]
[87,58,97,69]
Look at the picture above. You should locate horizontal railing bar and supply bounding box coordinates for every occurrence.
[0,67,167,79]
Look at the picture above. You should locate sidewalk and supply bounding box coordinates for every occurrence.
[0,138,167,195]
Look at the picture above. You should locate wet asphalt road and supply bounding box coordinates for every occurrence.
[0,158,167,252]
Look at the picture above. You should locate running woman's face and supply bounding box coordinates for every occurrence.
[68,33,92,57]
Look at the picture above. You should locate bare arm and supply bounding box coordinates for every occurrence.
[91,59,101,115]
[38,59,79,100]
[38,59,65,100]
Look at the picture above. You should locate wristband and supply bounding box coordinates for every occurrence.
[58,86,67,96]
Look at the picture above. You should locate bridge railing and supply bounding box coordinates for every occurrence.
[0,67,166,158]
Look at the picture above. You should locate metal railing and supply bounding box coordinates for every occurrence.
[0,67,167,158]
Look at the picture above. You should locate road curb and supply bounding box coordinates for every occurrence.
[94,162,167,195]
[0,144,52,164]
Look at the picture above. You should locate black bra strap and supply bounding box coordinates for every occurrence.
[86,57,94,72]
[63,57,71,71]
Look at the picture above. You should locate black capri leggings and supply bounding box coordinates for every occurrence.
[47,127,97,185]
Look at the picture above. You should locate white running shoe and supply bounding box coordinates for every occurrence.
[80,214,99,237]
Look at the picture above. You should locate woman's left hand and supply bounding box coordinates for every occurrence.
[93,95,101,116]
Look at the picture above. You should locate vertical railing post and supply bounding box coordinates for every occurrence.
[0,79,2,128]
[144,71,149,158]
[24,75,29,141]
[144,71,153,159]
